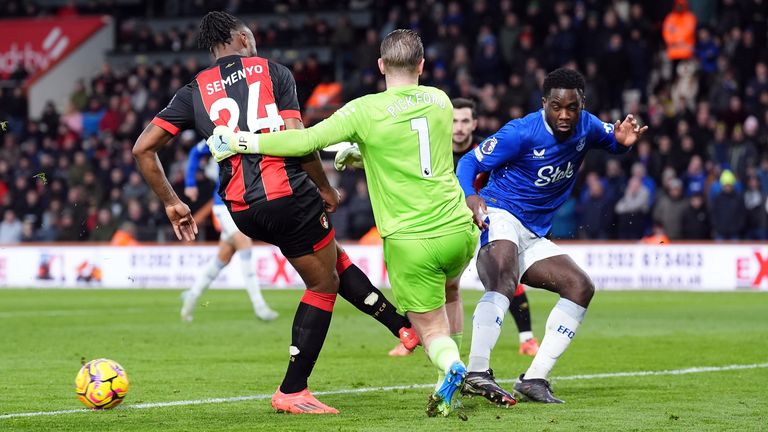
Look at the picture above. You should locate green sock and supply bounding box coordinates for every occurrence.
[427,336,461,374]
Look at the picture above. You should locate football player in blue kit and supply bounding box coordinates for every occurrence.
[456,68,647,403]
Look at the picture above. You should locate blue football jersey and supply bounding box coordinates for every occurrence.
[456,109,629,236]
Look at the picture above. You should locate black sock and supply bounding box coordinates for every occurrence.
[337,262,410,338]
[509,290,532,334]
[279,291,335,394]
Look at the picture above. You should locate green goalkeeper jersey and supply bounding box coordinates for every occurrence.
[256,84,474,239]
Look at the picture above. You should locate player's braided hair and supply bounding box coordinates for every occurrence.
[542,68,586,98]
[198,11,244,51]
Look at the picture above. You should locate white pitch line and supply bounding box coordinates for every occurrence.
[2,362,767,420]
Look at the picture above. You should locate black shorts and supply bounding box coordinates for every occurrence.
[230,193,335,258]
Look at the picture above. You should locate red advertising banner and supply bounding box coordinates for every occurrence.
[0,16,107,83]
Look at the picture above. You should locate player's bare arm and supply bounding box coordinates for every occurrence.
[133,123,198,242]
[613,114,648,147]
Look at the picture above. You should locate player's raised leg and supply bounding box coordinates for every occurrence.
[431,275,467,387]
[463,238,517,407]
[385,230,477,417]
[510,285,539,356]
[389,275,457,358]
[514,254,594,404]
[335,243,419,351]
[181,239,235,322]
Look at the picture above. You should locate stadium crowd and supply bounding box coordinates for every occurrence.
[1,0,767,244]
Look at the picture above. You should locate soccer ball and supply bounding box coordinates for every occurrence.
[75,358,129,409]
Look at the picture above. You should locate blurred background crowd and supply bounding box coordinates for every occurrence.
[0,0,767,244]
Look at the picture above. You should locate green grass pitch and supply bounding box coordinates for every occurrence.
[1,288,766,431]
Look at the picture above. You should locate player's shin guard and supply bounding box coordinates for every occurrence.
[468,291,510,372]
[524,298,586,380]
[279,291,336,394]
[336,251,410,338]
[510,285,534,342]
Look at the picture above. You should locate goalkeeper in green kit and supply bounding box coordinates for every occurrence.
[208,29,479,417]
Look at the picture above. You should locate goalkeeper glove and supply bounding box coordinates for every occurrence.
[334,144,363,171]
[206,126,261,162]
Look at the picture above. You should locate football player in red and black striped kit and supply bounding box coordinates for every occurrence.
[133,11,417,414]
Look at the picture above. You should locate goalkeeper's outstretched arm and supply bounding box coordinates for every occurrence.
[212,109,357,159]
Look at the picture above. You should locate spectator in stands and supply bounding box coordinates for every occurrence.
[653,178,688,240]
[89,208,119,242]
[0,209,23,244]
[579,172,613,239]
[144,198,170,240]
[111,221,139,246]
[122,172,149,202]
[684,155,707,196]
[711,170,746,240]
[626,27,651,97]
[745,62,768,113]
[615,176,651,239]
[18,189,44,229]
[758,156,768,195]
[81,171,104,205]
[40,101,60,138]
[69,80,88,112]
[603,159,626,206]
[54,209,79,241]
[681,193,711,239]
[662,0,696,63]
[99,95,122,134]
[641,223,671,245]
[671,61,699,112]
[744,175,768,240]
[600,33,630,112]
[694,27,719,93]
[67,152,90,187]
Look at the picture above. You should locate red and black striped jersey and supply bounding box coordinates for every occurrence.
[151,55,315,211]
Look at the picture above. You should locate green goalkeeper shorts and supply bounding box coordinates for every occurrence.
[383,226,479,314]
